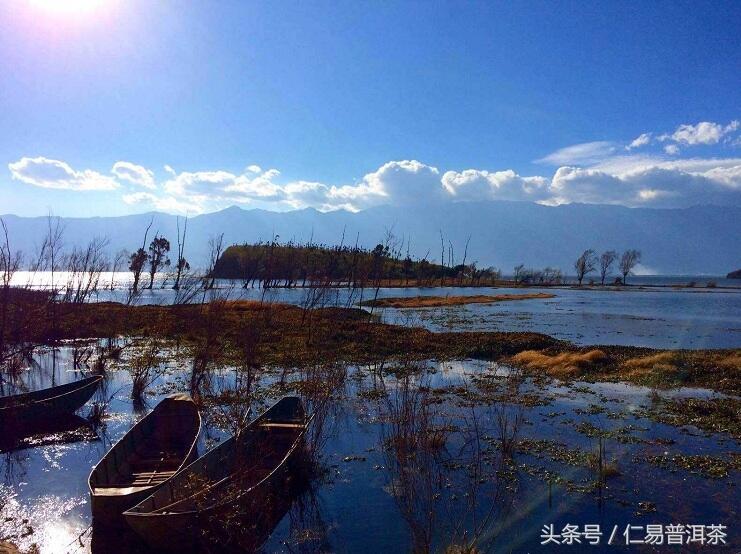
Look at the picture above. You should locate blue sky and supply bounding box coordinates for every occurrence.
[1,0,740,216]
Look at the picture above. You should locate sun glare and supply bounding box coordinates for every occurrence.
[29,0,106,15]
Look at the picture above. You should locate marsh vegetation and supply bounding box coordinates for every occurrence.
[0,217,739,553]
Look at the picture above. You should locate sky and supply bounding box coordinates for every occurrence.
[0,0,740,217]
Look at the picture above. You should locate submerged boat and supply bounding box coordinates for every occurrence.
[124,396,310,551]
[89,394,201,525]
[0,375,102,427]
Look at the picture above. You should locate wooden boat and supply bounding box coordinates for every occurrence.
[0,375,102,427]
[124,396,310,551]
[89,394,201,526]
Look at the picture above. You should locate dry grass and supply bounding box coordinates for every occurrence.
[716,352,741,370]
[361,292,555,308]
[620,350,740,382]
[511,349,607,377]
[621,351,679,377]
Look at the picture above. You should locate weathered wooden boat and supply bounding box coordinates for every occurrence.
[89,394,201,526]
[124,396,310,551]
[0,375,102,428]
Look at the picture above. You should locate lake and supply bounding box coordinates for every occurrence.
[0,344,737,552]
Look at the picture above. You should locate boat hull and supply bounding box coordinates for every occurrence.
[0,375,102,429]
[124,396,309,552]
[125,449,304,552]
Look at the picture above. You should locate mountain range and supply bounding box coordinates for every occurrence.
[1,202,739,275]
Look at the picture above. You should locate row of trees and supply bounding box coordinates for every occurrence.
[511,249,643,286]
[574,249,642,285]
[512,265,564,285]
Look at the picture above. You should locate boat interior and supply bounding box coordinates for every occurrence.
[128,399,306,514]
[92,404,200,495]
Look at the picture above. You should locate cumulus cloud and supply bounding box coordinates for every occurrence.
[664,144,680,155]
[441,169,549,202]
[627,133,652,150]
[663,120,739,146]
[111,161,155,189]
[9,149,741,214]
[9,156,118,191]
[626,120,740,154]
[548,162,741,208]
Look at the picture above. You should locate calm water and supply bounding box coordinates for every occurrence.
[0,346,737,552]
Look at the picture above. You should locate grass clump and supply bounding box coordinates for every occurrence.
[511,349,607,377]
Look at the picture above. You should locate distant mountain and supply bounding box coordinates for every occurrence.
[1,202,739,275]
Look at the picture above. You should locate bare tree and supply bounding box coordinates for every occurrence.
[40,214,65,338]
[574,249,597,286]
[619,249,642,285]
[110,249,128,290]
[0,219,21,290]
[147,235,171,289]
[513,264,526,285]
[173,216,190,290]
[62,237,109,304]
[599,250,617,286]
[204,233,225,290]
[0,219,22,366]
[42,213,65,291]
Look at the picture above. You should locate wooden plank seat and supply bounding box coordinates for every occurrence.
[259,422,305,429]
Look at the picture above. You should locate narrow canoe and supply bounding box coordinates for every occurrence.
[0,375,102,427]
[89,393,201,526]
[124,396,310,552]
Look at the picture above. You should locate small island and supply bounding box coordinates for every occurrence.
[727,269,741,279]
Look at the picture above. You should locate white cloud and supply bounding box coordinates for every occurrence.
[663,120,739,146]
[621,120,740,155]
[628,133,652,150]
[8,156,118,191]
[111,161,155,189]
[547,162,741,208]
[441,169,549,202]
[664,144,680,155]
[537,141,617,165]
[9,151,741,214]
[356,160,441,206]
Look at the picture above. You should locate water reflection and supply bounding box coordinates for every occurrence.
[0,347,738,553]
[370,363,521,553]
[0,414,97,454]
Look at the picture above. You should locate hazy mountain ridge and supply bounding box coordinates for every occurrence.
[1,202,738,274]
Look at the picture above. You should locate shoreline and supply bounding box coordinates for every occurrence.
[3,295,738,394]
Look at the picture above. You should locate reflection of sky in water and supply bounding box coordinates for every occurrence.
[1,348,738,552]
[380,287,741,349]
